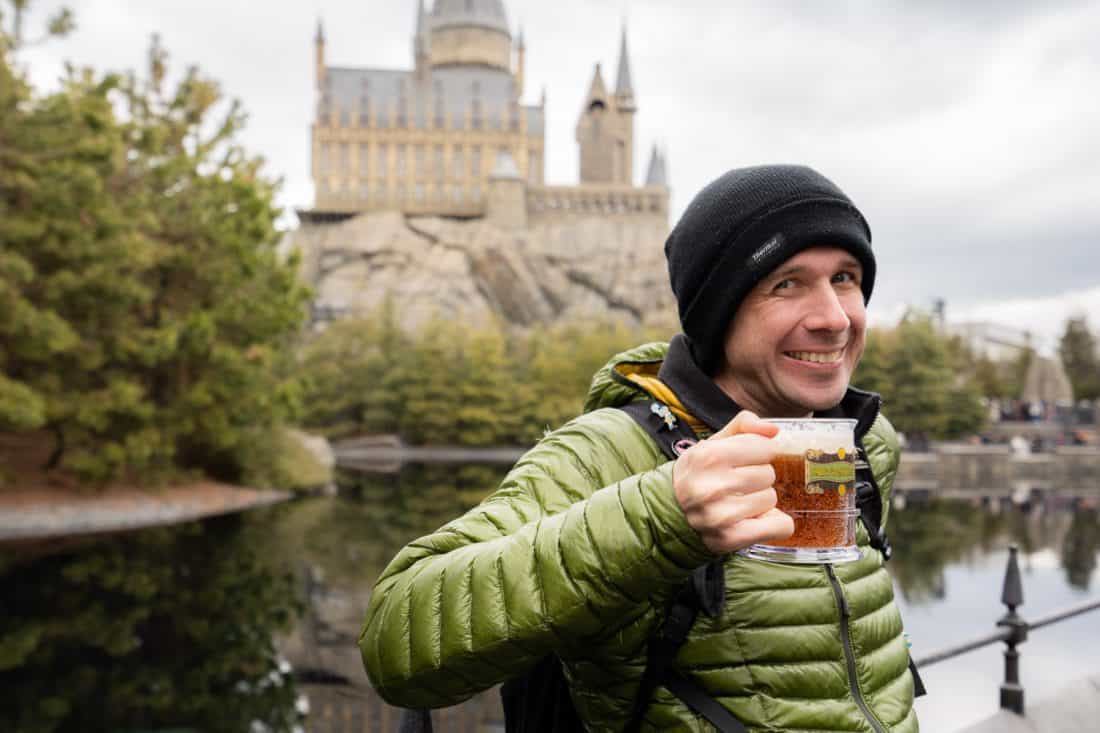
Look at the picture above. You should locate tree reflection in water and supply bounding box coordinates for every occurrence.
[888,494,1099,604]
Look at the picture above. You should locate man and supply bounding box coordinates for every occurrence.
[360,165,919,731]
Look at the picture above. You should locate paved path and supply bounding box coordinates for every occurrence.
[0,483,291,542]
[959,673,1100,732]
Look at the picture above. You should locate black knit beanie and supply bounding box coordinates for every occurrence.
[665,164,875,375]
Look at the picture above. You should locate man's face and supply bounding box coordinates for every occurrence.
[714,247,867,417]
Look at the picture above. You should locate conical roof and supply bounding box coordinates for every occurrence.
[645,145,667,186]
[615,25,633,97]
[431,0,510,36]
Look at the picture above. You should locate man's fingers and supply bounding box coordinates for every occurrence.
[704,508,795,554]
[711,409,779,441]
[703,433,778,468]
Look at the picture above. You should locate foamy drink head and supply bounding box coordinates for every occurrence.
[767,419,856,455]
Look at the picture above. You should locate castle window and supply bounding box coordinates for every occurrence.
[434,145,445,182]
[471,99,482,130]
[471,145,481,176]
[339,143,350,176]
[339,105,350,127]
[415,145,425,177]
[396,144,407,176]
[377,143,389,177]
[415,184,425,202]
[452,184,462,203]
[360,181,370,201]
[359,144,369,175]
[319,142,331,174]
[472,185,482,202]
[528,151,539,184]
[359,96,370,127]
[433,81,445,128]
[452,148,464,179]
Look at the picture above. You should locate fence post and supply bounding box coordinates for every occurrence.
[997,544,1028,715]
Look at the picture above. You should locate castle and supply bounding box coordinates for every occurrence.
[292,0,677,333]
[305,0,669,228]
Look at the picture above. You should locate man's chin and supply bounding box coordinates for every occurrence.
[789,383,849,413]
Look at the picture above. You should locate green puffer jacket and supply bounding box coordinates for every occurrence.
[360,341,918,732]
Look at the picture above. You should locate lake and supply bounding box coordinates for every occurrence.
[272,464,1100,732]
[3,462,1097,732]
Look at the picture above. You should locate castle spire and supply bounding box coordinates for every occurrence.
[614,23,634,100]
[414,0,430,78]
[585,63,609,106]
[315,17,324,44]
[645,144,667,187]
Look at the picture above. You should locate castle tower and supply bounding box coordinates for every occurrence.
[576,25,636,185]
[430,0,513,71]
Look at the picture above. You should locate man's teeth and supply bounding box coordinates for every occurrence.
[787,351,842,364]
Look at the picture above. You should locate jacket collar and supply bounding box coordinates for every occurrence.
[656,334,881,440]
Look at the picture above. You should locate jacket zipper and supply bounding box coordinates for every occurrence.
[825,564,888,733]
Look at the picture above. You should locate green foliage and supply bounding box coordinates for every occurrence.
[298,312,657,446]
[0,516,302,733]
[1058,315,1100,401]
[0,25,308,483]
[853,315,987,442]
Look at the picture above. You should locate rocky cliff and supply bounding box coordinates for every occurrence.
[286,211,678,332]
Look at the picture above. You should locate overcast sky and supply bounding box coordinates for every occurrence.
[17,0,1100,352]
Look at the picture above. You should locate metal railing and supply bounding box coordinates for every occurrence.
[912,544,1100,715]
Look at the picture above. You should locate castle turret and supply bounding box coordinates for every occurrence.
[613,24,636,184]
[645,144,667,187]
[314,18,325,91]
[430,0,512,71]
[514,26,525,100]
[576,25,636,185]
[487,149,527,229]
[414,0,430,81]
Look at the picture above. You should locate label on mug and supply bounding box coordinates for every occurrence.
[804,448,856,495]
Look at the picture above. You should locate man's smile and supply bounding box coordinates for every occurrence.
[783,350,844,365]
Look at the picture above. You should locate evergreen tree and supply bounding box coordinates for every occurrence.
[1058,315,1100,400]
[1,24,308,483]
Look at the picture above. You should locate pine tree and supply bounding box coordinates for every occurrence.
[1058,315,1100,400]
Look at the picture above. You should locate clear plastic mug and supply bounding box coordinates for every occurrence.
[739,418,862,564]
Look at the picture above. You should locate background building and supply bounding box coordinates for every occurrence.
[306,0,668,225]
[290,0,676,333]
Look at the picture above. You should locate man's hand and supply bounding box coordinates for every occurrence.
[672,410,795,554]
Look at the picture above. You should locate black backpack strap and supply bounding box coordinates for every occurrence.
[619,399,701,461]
[854,445,892,561]
[626,570,746,733]
[620,400,746,731]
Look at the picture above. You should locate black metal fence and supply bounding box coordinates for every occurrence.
[912,544,1100,715]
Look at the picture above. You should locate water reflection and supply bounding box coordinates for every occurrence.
[0,515,302,733]
[889,493,1098,605]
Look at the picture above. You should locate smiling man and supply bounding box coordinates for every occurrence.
[361,165,921,732]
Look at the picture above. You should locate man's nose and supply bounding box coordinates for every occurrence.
[805,284,851,333]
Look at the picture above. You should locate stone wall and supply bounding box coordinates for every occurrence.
[287,210,678,333]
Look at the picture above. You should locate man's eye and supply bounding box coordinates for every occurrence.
[833,271,858,285]
[774,278,795,291]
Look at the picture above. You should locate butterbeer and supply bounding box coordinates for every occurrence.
[741,419,861,564]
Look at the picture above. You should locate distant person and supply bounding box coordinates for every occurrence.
[360,165,922,731]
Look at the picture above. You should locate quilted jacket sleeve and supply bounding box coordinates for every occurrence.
[358,408,713,708]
